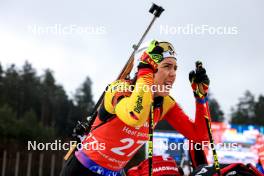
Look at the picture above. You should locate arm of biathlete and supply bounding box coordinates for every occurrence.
[162,99,210,143]
[99,68,154,128]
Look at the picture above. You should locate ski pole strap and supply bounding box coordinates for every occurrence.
[196,96,208,104]
[75,151,123,176]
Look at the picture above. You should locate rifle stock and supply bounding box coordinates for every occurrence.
[118,55,135,79]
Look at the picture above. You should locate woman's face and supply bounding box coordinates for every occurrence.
[154,57,177,97]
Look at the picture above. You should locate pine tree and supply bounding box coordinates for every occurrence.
[3,64,21,118]
[75,76,94,117]
[208,98,225,122]
[19,61,41,118]
[253,95,264,126]
[0,63,4,105]
[231,90,255,124]
[40,69,56,126]
[206,93,225,122]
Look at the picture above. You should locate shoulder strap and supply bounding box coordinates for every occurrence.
[90,116,115,132]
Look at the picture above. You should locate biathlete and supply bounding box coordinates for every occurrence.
[60,40,210,176]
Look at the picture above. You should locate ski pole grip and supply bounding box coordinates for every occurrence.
[149,3,164,17]
[195,60,203,69]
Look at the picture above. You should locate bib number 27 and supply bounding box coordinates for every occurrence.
[111,138,145,157]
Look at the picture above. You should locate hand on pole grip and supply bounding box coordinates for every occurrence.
[189,61,210,100]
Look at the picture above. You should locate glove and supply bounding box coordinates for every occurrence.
[189,61,210,100]
[138,40,164,72]
[72,120,90,138]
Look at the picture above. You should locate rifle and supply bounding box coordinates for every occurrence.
[64,4,164,164]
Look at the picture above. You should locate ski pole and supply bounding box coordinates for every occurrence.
[64,3,164,161]
[148,103,154,176]
[196,62,221,176]
[204,105,221,175]
[144,5,164,176]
